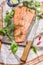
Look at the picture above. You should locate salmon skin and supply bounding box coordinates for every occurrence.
[14,6,35,43]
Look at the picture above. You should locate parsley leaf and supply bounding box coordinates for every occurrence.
[32,46,37,54]
[30,0,34,3]
[23,1,29,7]
[35,2,40,7]
[4,14,11,22]
[10,42,18,54]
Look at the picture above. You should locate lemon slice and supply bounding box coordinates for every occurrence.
[10,0,18,4]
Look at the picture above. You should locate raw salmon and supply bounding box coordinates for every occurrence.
[14,6,35,43]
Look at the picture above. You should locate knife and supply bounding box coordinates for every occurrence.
[0,18,39,62]
[20,18,39,62]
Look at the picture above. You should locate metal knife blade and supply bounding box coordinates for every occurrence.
[20,18,39,62]
[28,18,39,41]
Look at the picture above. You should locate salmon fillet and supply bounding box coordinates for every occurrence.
[14,6,35,43]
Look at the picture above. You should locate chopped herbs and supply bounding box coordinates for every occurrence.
[30,6,36,10]
[0,28,7,35]
[10,9,15,16]
[23,1,29,7]
[6,10,9,14]
[0,23,14,40]
[35,2,40,7]
[4,14,11,22]
[4,9,15,23]
[7,33,12,40]
[29,0,34,6]
[10,42,18,54]
[30,0,34,3]
[32,46,37,54]
[7,23,14,32]
[37,15,43,20]
[36,10,41,14]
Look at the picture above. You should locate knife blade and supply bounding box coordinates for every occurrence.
[20,18,39,62]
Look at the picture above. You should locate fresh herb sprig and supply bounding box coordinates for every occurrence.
[4,9,15,25]
[4,13,11,23]
[23,0,40,8]
[32,46,37,54]
[23,1,29,7]
[0,9,15,40]
[35,2,40,7]
[30,0,34,3]
[10,42,18,54]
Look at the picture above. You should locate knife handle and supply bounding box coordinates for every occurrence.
[20,41,32,62]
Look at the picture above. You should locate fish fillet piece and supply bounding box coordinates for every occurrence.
[14,6,35,43]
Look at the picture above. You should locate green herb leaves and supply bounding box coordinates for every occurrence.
[37,15,43,20]
[10,42,18,54]
[11,9,15,16]
[0,27,7,35]
[30,0,34,3]
[4,14,11,22]
[35,2,40,7]
[23,1,40,8]
[32,46,37,54]
[4,9,15,23]
[0,9,15,40]
[23,1,29,7]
